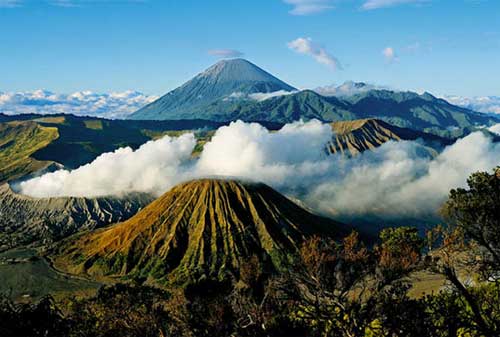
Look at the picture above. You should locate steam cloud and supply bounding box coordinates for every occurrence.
[16,121,500,220]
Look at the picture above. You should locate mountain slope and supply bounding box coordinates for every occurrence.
[130,59,296,120]
[0,121,59,183]
[328,119,451,156]
[52,179,348,285]
[345,90,495,134]
[200,90,357,122]
[0,184,154,251]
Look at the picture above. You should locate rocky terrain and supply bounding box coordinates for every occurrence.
[0,184,154,251]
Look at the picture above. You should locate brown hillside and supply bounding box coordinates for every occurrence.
[52,179,348,285]
[329,118,449,156]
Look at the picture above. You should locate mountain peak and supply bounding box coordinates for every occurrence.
[198,58,294,87]
[130,59,296,120]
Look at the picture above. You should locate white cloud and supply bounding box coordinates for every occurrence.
[288,37,342,70]
[17,133,197,198]
[17,120,332,197]
[283,0,334,15]
[315,81,391,97]
[16,120,500,221]
[444,95,500,115]
[309,131,500,218]
[208,49,244,58]
[362,0,427,10]
[223,90,297,102]
[382,46,398,63]
[249,90,298,101]
[196,120,332,187]
[0,89,158,119]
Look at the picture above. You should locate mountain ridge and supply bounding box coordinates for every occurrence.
[0,183,154,251]
[129,60,498,135]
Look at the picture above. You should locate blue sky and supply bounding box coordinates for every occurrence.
[1,0,499,96]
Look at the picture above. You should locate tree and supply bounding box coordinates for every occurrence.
[443,166,500,270]
[429,167,500,336]
[276,229,425,337]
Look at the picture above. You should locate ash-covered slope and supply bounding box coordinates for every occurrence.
[0,184,154,250]
[328,118,451,156]
[130,59,296,120]
[52,179,348,284]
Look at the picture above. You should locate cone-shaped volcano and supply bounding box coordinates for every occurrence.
[53,179,348,284]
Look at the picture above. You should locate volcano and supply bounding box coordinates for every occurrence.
[130,59,296,121]
[52,179,348,285]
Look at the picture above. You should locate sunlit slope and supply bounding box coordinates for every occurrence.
[53,179,349,284]
[0,121,59,183]
[329,118,450,156]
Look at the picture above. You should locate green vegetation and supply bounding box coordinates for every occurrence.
[83,119,104,130]
[0,121,58,183]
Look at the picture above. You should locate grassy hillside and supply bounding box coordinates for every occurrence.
[52,179,349,285]
[0,121,59,183]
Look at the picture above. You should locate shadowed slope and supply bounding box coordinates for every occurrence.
[0,184,154,251]
[53,179,348,284]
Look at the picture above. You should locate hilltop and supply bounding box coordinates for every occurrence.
[52,179,349,285]
[328,118,451,156]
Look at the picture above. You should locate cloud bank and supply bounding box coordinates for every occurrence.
[444,95,500,115]
[314,81,391,97]
[17,133,197,198]
[288,37,342,70]
[0,89,158,119]
[16,120,500,220]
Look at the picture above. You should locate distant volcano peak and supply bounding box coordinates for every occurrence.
[198,58,294,87]
[130,59,296,120]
